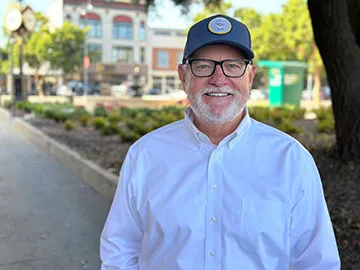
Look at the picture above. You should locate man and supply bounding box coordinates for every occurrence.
[100,14,340,269]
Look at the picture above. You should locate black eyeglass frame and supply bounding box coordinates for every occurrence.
[184,58,253,78]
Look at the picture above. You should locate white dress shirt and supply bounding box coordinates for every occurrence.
[100,108,340,270]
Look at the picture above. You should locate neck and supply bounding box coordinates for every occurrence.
[193,109,246,145]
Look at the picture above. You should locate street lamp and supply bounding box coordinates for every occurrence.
[3,1,36,101]
[80,0,93,97]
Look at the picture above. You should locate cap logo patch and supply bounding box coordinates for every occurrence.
[208,17,232,35]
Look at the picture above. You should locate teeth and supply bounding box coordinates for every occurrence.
[206,93,230,97]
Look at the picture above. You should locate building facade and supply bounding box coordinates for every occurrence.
[148,28,186,94]
[48,0,149,87]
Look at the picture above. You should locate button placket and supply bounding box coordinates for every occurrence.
[204,148,223,270]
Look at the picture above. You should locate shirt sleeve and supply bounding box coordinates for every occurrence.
[100,151,143,270]
[289,151,340,269]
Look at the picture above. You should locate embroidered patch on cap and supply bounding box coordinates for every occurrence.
[208,16,232,35]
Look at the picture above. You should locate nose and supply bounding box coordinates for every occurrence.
[208,64,228,87]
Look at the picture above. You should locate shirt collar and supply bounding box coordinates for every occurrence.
[184,107,251,150]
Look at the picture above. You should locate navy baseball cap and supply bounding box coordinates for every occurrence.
[182,14,254,63]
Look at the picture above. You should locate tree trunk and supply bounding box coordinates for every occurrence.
[308,0,360,161]
[312,66,322,109]
[35,71,44,96]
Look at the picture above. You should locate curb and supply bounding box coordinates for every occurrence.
[9,115,118,200]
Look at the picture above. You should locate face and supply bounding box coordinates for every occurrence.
[178,44,256,124]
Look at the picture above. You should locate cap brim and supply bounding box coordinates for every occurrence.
[184,39,254,61]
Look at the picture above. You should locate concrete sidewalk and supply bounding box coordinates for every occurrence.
[0,122,111,270]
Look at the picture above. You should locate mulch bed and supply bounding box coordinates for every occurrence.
[25,115,359,269]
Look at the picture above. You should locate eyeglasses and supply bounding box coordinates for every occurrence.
[185,58,252,78]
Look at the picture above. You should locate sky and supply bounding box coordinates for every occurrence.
[0,0,287,46]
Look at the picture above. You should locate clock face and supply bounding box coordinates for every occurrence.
[22,8,37,32]
[4,7,22,32]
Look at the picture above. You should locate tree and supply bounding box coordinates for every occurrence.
[44,21,86,75]
[163,0,360,161]
[308,0,360,161]
[235,1,324,108]
[192,1,232,22]
[23,12,51,96]
[2,12,86,96]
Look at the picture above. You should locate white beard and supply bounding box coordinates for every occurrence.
[186,85,247,123]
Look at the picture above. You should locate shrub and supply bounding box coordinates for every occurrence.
[120,107,140,118]
[317,117,335,133]
[100,123,120,135]
[276,119,301,134]
[3,101,13,109]
[314,107,335,134]
[64,120,75,131]
[292,107,306,120]
[79,114,90,127]
[92,117,106,130]
[119,128,141,143]
[314,107,333,121]
[14,101,32,112]
[249,106,270,123]
[94,106,107,117]
[108,113,123,125]
[71,107,89,120]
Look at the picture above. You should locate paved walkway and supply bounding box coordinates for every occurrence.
[0,121,112,270]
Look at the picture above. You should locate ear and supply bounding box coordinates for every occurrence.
[248,64,257,89]
[178,64,187,90]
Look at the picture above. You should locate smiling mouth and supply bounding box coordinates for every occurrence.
[204,92,233,97]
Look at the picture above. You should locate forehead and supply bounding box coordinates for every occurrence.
[192,44,246,59]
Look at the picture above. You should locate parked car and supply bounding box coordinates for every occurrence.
[67,80,100,95]
[56,85,72,96]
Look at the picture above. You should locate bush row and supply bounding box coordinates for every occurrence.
[12,101,333,143]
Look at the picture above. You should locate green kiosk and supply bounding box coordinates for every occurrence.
[257,61,307,107]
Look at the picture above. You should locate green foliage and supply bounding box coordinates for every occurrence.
[79,114,90,127]
[249,105,304,134]
[100,123,120,135]
[314,107,335,133]
[64,119,75,131]
[70,107,89,120]
[24,30,52,71]
[94,106,108,117]
[14,101,33,113]
[44,21,86,74]
[118,128,141,143]
[3,101,13,109]
[193,1,233,23]
[108,113,123,125]
[92,117,107,130]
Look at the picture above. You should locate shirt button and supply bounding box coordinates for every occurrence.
[212,185,217,191]
[210,217,216,223]
[210,251,216,257]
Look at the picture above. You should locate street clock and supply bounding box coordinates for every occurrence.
[3,6,22,32]
[22,6,37,32]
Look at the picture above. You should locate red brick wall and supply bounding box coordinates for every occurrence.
[152,48,183,71]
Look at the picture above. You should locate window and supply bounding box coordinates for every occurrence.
[166,76,176,90]
[157,51,169,68]
[176,31,186,37]
[88,44,102,63]
[154,30,171,36]
[113,16,133,39]
[112,46,133,63]
[177,52,183,64]
[140,47,145,64]
[139,21,146,41]
[80,13,102,38]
